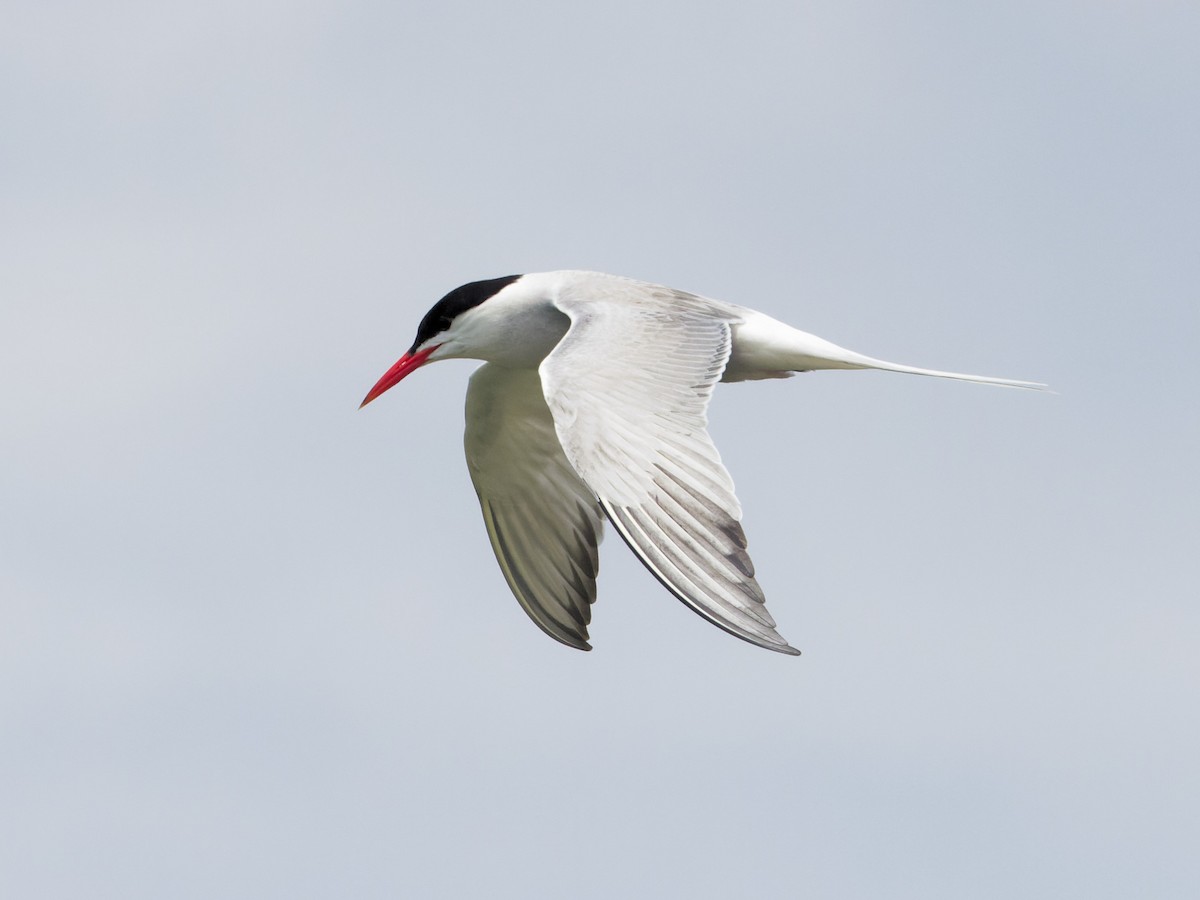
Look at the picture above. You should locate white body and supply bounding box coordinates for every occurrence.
[377,270,1043,655]
[433,270,1040,387]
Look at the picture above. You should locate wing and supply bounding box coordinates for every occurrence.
[464,363,605,650]
[539,280,800,655]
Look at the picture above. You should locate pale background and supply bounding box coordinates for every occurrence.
[3,2,1197,897]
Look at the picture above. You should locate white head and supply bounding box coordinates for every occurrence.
[359,274,522,408]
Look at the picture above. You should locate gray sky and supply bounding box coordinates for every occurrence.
[2,2,1197,897]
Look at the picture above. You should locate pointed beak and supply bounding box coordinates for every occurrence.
[359,345,439,408]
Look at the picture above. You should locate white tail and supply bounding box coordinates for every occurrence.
[835,350,1047,390]
[727,314,1048,390]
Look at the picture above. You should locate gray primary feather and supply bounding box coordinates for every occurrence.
[539,279,799,655]
[464,364,605,650]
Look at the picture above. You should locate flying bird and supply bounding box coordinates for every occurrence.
[361,271,1043,655]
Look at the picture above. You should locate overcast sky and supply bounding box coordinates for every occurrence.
[2,2,1197,897]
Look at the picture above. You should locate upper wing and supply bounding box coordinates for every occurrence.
[464,363,605,650]
[539,280,800,655]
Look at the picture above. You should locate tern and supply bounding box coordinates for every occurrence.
[361,271,1043,655]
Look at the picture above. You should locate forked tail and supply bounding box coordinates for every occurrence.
[744,321,1046,393]
[841,352,1047,390]
[727,316,1047,388]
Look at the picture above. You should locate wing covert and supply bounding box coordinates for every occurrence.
[539,279,800,655]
